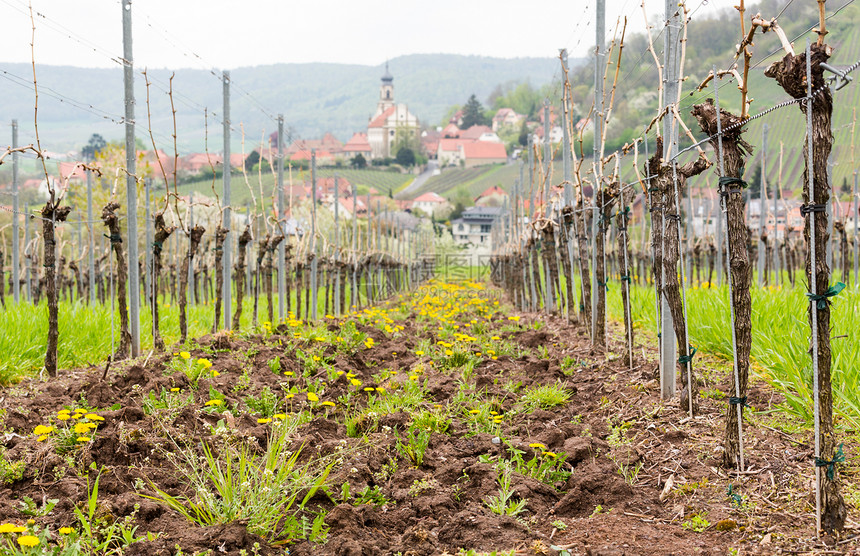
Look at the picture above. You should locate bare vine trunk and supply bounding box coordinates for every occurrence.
[212,225,228,333]
[617,197,635,366]
[231,226,253,330]
[575,209,592,324]
[101,202,131,360]
[648,138,710,413]
[179,225,205,343]
[41,203,72,376]
[765,41,846,534]
[152,214,177,350]
[693,99,753,469]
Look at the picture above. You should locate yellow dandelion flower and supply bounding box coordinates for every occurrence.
[37,435,49,442]
[320,401,335,407]
[170,387,180,392]
[71,414,83,420]
[74,423,92,435]
[490,411,498,416]
[180,351,191,359]
[210,370,220,377]
[284,371,294,377]
[204,399,223,407]
[273,413,286,419]
[306,392,319,403]
[57,413,70,421]
[198,359,212,368]
[74,408,87,414]
[0,523,22,533]
[257,418,272,424]
[59,527,73,534]
[76,436,91,442]
[507,316,520,322]
[58,409,70,414]
[544,451,558,458]
[350,379,362,387]
[528,442,546,449]
[17,535,40,547]
[415,350,425,356]
[492,356,498,360]
[409,375,419,381]
[444,349,453,356]
[34,425,53,435]
[469,409,481,415]
[85,414,104,421]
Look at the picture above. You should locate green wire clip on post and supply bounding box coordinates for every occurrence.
[806,282,846,310]
[677,345,697,364]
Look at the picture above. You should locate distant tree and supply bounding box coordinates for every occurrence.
[350,154,367,169]
[747,164,762,199]
[461,94,490,129]
[244,149,260,171]
[841,176,850,196]
[395,147,415,167]
[449,201,465,221]
[81,133,106,161]
[517,120,529,147]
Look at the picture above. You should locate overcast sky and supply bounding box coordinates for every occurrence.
[1,0,726,70]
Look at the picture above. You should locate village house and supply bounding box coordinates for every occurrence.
[341,132,373,161]
[492,108,524,132]
[451,206,502,246]
[474,185,509,207]
[411,191,450,217]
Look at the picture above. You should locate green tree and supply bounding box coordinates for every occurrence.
[517,120,529,147]
[350,154,367,169]
[81,133,106,161]
[461,94,490,129]
[395,147,415,167]
[244,149,260,171]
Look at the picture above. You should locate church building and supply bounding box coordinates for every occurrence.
[367,63,420,159]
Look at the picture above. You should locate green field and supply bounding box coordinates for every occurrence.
[606,279,860,430]
[414,163,523,204]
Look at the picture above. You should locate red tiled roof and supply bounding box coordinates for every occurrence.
[493,108,514,120]
[414,192,446,203]
[56,161,87,182]
[476,185,507,200]
[369,106,396,128]
[291,149,334,161]
[460,125,493,140]
[442,123,460,138]
[438,138,471,152]
[343,132,372,152]
[461,142,507,160]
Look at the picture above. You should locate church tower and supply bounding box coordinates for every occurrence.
[375,62,395,116]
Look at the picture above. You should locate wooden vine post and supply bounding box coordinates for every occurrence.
[764,14,846,533]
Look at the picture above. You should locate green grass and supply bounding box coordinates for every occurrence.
[607,280,860,430]
[0,272,395,383]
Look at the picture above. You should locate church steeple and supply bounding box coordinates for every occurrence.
[377,61,395,115]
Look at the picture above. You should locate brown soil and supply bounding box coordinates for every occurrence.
[0,290,857,556]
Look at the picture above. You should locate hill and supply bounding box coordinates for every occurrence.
[0,54,571,155]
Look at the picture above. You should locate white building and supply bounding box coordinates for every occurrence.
[367,64,420,159]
